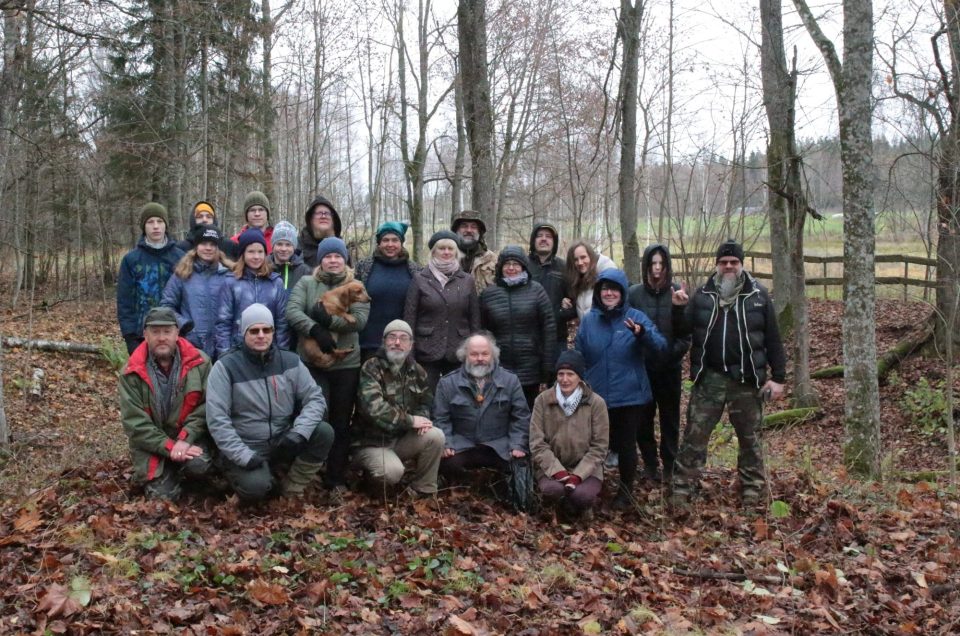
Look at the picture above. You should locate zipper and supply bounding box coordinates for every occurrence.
[734,300,745,382]
[722,306,729,372]
[694,290,718,383]
[740,286,761,388]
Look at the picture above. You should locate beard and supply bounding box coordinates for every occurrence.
[385,349,409,367]
[718,271,740,298]
[459,235,478,248]
[465,361,492,378]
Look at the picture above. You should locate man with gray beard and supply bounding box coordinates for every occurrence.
[668,238,786,510]
[354,320,444,497]
[433,332,531,485]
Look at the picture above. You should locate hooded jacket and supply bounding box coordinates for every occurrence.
[527,223,570,342]
[176,209,240,260]
[574,269,667,408]
[268,250,313,292]
[299,195,343,268]
[479,246,557,385]
[161,258,233,359]
[117,236,186,340]
[206,343,326,467]
[678,270,786,387]
[215,269,289,357]
[119,338,211,482]
[626,244,691,369]
[230,225,274,255]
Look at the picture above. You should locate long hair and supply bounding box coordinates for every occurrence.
[232,248,272,279]
[174,248,233,279]
[565,240,599,297]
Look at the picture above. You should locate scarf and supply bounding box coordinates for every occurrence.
[502,271,529,287]
[318,269,348,287]
[715,271,745,308]
[556,384,583,417]
[147,348,181,424]
[429,257,459,286]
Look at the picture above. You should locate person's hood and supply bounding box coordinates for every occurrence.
[495,245,530,280]
[304,195,343,238]
[641,243,673,289]
[187,200,217,232]
[528,222,559,261]
[591,268,629,312]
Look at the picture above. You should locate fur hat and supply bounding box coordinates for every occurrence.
[272,221,298,249]
[240,303,274,335]
[138,202,168,234]
[238,227,267,254]
[716,238,745,263]
[243,191,271,223]
[316,237,349,261]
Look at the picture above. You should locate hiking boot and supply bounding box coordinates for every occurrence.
[741,490,763,509]
[604,452,619,470]
[282,458,322,497]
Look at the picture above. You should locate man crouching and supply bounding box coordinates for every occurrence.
[206,303,334,501]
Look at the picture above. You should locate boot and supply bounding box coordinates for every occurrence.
[282,457,323,497]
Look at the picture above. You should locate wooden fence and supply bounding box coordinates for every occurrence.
[672,252,938,300]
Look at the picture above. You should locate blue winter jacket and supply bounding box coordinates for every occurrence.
[161,259,233,359]
[215,269,289,357]
[575,268,667,408]
[116,237,185,339]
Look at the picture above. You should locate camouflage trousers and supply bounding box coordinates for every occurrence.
[671,369,766,498]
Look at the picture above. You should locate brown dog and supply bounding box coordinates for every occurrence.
[301,280,371,368]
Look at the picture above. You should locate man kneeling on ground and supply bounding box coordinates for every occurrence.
[119,307,213,501]
[354,320,444,498]
[206,303,334,501]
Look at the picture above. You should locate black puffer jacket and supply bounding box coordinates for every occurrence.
[677,271,786,387]
[299,194,343,268]
[526,223,571,343]
[480,246,557,385]
[626,243,690,369]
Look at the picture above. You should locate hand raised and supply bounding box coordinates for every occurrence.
[671,282,689,306]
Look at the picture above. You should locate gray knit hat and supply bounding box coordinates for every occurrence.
[272,221,298,249]
[240,303,274,335]
[383,319,413,339]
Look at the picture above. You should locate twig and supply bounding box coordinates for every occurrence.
[673,568,785,585]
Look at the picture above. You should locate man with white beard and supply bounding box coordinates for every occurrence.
[354,320,444,497]
[433,332,531,485]
[668,238,786,510]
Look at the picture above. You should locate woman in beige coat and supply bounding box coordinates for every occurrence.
[529,350,609,515]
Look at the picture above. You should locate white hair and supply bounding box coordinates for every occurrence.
[455,331,500,364]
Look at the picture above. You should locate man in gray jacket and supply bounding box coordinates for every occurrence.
[433,332,530,484]
[206,304,334,501]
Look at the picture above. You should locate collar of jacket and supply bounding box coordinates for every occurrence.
[703,270,758,296]
[452,364,508,389]
[542,381,594,405]
[123,337,205,388]
[241,343,276,366]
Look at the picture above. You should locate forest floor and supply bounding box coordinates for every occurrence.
[0,295,958,634]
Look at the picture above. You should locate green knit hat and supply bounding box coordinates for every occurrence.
[243,191,271,223]
[138,202,168,234]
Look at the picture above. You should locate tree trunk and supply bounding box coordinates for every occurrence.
[457,0,497,246]
[794,0,880,478]
[261,0,276,202]
[617,0,643,280]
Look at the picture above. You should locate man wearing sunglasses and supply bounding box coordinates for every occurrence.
[206,303,334,501]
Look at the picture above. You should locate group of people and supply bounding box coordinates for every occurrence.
[117,194,786,518]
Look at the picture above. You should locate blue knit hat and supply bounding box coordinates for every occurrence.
[272,221,298,249]
[317,237,349,262]
[376,221,409,244]
[238,227,267,254]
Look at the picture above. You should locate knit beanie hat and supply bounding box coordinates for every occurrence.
[383,319,413,339]
[316,237,349,262]
[197,226,222,244]
[716,238,745,263]
[193,201,215,219]
[238,227,267,254]
[243,191,271,223]
[428,230,461,250]
[240,303,275,335]
[272,221,298,249]
[139,202,168,234]
[555,349,586,379]
[376,221,409,244]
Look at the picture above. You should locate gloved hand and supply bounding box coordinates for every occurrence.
[245,454,265,470]
[274,430,306,460]
[564,474,582,491]
[311,303,333,328]
[309,325,336,353]
[551,470,571,483]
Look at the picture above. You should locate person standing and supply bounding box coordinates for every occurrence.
[575,268,666,510]
[403,230,481,391]
[480,246,556,408]
[230,191,274,254]
[627,244,691,482]
[355,221,421,362]
[176,201,239,260]
[269,220,312,294]
[668,238,786,509]
[562,240,616,321]
[452,210,498,294]
[299,194,344,269]
[117,202,185,354]
[527,222,572,355]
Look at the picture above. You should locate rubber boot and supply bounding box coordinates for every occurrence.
[282,457,323,497]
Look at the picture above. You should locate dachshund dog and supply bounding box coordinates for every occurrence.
[301,280,371,368]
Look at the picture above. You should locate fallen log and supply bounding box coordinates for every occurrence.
[761,407,820,430]
[810,319,935,381]
[672,568,784,586]
[1,337,102,355]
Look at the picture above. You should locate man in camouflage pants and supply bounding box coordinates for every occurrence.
[354,320,445,497]
[668,239,786,508]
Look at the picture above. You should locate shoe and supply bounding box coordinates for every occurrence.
[326,483,348,503]
[604,452,619,469]
[610,491,632,511]
[741,490,762,508]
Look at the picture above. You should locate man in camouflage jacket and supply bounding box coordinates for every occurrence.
[354,320,444,496]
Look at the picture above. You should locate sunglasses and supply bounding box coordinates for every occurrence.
[247,327,274,335]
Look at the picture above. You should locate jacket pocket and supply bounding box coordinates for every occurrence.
[416,325,435,337]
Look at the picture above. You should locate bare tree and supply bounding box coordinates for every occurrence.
[617,0,644,279]
[793,0,881,478]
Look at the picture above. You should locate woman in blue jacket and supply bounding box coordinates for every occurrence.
[575,268,666,510]
[161,226,234,360]
[216,228,289,357]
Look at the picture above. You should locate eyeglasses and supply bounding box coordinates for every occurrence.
[313,210,332,218]
[385,334,411,343]
[247,327,274,335]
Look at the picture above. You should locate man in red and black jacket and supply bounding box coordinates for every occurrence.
[119,306,213,500]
